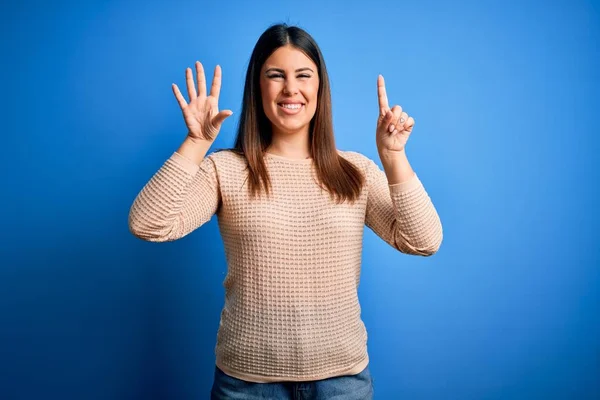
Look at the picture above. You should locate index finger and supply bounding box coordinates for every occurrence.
[377,75,389,115]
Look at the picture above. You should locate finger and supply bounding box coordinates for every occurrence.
[405,116,415,132]
[186,67,197,101]
[210,65,223,99]
[378,109,393,129]
[396,111,409,131]
[388,105,402,133]
[172,83,188,109]
[212,109,233,129]
[380,109,394,132]
[377,75,389,115]
[196,61,206,97]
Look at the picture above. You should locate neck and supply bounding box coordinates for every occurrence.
[266,128,311,159]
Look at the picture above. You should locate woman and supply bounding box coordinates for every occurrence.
[129,23,443,399]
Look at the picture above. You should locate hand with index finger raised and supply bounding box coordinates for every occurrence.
[375,75,415,154]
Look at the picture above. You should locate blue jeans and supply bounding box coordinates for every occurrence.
[210,364,374,399]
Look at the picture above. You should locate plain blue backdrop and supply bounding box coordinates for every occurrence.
[1,0,599,399]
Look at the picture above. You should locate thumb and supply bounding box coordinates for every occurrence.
[212,110,233,129]
[378,109,394,132]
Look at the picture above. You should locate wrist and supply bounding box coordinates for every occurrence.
[177,136,213,165]
[377,148,414,185]
[378,148,406,162]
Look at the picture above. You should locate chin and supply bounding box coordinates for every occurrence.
[274,122,310,135]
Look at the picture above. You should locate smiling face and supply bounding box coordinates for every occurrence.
[259,45,320,138]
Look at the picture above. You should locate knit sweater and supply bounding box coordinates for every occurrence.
[128,149,443,383]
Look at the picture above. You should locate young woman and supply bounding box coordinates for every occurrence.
[129,23,443,399]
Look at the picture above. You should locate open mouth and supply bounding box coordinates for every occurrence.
[278,103,305,114]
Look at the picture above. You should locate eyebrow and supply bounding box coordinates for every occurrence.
[265,67,315,73]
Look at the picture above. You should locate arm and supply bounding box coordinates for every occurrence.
[128,145,220,242]
[368,74,442,255]
[129,61,233,242]
[365,154,443,256]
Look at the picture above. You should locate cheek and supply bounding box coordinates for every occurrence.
[307,84,319,111]
[259,82,275,111]
[307,81,319,102]
[261,82,278,103]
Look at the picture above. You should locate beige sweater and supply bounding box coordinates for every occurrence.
[128,149,443,383]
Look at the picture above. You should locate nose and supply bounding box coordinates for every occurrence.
[283,79,298,95]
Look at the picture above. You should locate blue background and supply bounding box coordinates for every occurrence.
[1,0,599,399]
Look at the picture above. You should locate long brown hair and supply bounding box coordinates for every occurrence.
[229,23,364,203]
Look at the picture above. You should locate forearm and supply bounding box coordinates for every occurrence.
[129,154,199,241]
[378,149,415,185]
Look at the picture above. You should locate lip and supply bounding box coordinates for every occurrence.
[278,99,305,104]
[277,102,304,115]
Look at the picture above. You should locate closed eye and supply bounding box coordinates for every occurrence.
[266,74,312,79]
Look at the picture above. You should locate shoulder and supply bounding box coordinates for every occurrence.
[336,149,377,171]
[205,148,248,170]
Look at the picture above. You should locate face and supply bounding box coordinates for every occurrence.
[259,45,320,137]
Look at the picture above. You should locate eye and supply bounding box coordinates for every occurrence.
[297,74,311,79]
[267,73,284,79]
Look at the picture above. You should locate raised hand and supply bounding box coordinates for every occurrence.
[172,62,233,143]
[376,75,415,154]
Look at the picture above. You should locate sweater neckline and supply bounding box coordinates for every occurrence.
[264,152,314,164]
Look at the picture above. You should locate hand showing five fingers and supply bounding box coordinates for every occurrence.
[172,62,233,143]
[376,75,415,154]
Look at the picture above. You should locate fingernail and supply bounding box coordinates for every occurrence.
[388,124,395,133]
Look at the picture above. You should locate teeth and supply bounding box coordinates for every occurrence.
[281,103,302,109]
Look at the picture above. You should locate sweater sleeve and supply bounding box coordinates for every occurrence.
[364,159,443,256]
[128,151,221,242]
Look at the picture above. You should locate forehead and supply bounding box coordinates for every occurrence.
[262,45,317,70]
